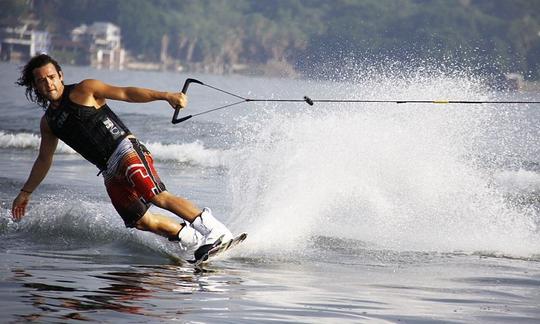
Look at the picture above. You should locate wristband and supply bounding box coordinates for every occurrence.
[20,189,32,194]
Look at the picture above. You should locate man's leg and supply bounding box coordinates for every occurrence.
[135,209,202,249]
[118,139,232,248]
[151,191,233,246]
[150,191,200,223]
[134,209,183,238]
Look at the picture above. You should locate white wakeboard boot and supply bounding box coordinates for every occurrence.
[190,208,233,260]
[174,223,202,251]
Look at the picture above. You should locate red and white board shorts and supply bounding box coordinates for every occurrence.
[103,137,166,227]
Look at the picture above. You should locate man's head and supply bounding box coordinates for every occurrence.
[17,54,64,109]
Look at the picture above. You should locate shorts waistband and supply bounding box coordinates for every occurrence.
[101,137,137,178]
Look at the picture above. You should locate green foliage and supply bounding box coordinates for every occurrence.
[10,0,540,79]
[0,0,29,21]
[117,1,166,59]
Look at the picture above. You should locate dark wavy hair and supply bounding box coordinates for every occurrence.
[16,54,63,109]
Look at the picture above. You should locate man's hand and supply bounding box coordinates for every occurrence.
[11,191,31,221]
[166,92,188,110]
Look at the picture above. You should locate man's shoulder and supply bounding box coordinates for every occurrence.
[69,80,106,106]
[73,79,101,91]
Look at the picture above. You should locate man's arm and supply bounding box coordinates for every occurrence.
[11,117,58,221]
[71,79,187,109]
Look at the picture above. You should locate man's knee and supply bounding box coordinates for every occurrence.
[134,213,154,231]
[150,191,172,208]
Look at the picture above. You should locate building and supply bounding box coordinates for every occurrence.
[0,24,50,62]
[71,22,125,69]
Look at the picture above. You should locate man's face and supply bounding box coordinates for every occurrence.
[32,63,64,103]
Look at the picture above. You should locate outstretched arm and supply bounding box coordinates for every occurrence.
[11,117,58,221]
[71,79,187,110]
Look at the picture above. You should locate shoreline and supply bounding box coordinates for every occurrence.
[2,60,539,93]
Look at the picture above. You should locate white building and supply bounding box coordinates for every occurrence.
[71,22,125,69]
[0,24,50,61]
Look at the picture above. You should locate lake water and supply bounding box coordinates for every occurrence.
[1,62,539,323]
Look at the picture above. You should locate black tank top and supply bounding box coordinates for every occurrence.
[45,84,131,170]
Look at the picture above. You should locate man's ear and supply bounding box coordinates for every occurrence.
[59,70,64,81]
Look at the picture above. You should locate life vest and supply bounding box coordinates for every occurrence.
[45,84,131,170]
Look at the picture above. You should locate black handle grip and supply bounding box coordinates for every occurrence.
[175,115,193,123]
[172,78,203,124]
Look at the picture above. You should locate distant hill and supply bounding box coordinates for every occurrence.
[2,0,539,79]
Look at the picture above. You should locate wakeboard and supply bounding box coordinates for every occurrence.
[188,232,247,266]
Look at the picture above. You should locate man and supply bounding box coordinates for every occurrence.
[11,54,233,259]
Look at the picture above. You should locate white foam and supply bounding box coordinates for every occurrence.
[0,131,227,167]
[143,141,227,168]
[227,73,540,258]
[0,198,189,260]
[0,131,75,153]
[493,169,540,194]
